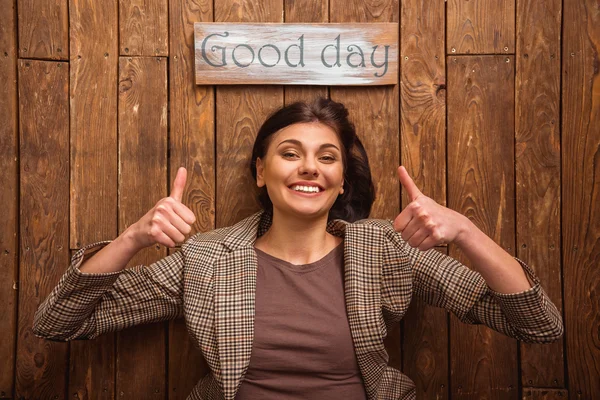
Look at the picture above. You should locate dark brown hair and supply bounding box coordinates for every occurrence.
[250,97,375,222]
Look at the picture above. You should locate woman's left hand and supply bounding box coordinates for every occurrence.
[393,166,471,251]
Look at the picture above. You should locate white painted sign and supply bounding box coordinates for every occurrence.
[194,23,398,85]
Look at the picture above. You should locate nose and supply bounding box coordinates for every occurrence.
[298,158,319,177]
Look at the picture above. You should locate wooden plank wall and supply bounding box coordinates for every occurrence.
[1,0,598,398]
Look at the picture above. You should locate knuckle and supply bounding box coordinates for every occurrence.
[425,222,437,232]
[410,202,421,211]
[432,230,443,241]
[155,204,169,214]
[149,226,161,237]
[417,212,429,222]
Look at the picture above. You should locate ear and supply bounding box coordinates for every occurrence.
[256,157,265,187]
[339,179,344,194]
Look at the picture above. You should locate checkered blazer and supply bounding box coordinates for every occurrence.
[33,210,563,400]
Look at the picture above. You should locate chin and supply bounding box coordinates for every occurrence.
[277,205,330,220]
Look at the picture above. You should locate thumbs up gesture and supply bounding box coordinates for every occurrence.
[393,166,468,251]
[129,167,197,249]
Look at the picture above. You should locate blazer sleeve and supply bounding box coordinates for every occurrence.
[32,240,185,342]
[379,220,563,344]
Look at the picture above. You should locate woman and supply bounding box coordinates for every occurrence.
[33,98,563,400]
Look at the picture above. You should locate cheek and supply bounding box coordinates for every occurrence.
[328,165,344,184]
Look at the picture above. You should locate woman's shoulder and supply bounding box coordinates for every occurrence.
[329,217,400,246]
[186,225,233,245]
[182,211,263,250]
[344,217,396,233]
[345,217,410,251]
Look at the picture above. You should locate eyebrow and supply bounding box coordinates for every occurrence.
[276,139,340,151]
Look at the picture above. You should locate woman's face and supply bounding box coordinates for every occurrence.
[256,122,345,220]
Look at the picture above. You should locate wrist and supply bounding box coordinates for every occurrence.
[454,214,474,248]
[119,224,146,254]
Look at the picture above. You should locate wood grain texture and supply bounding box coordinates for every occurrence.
[17,0,69,59]
[117,56,168,399]
[562,0,600,397]
[194,23,398,85]
[168,0,214,397]
[522,388,569,399]
[119,0,168,56]
[447,0,515,54]
[214,0,283,24]
[214,0,284,229]
[329,0,398,23]
[69,0,119,246]
[0,0,18,396]
[515,0,565,389]
[447,55,518,399]
[403,247,449,400]
[285,0,327,24]
[16,59,69,399]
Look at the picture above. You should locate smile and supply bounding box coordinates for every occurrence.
[289,185,323,195]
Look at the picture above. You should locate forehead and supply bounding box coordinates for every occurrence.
[270,122,340,147]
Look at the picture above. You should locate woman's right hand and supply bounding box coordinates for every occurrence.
[128,167,197,249]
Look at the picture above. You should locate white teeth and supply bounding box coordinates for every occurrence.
[292,185,320,193]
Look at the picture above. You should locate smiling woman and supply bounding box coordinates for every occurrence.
[248,100,375,265]
[32,97,563,400]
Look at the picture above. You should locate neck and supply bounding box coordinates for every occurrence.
[256,209,340,264]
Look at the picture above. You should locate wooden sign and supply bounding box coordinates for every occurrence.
[194,23,398,86]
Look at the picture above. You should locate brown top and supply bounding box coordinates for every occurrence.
[235,242,367,399]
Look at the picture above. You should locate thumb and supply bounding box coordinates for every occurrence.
[397,166,422,202]
[170,167,187,202]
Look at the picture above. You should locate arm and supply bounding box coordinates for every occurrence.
[77,224,143,274]
[386,166,563,343]
[33,167,196,341]
[454,217,534,293]
[32,239,186,342]
[382,221,563,344]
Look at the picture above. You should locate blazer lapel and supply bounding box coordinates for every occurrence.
[214,247,258,400]
[213,211,267,400]
[342,222,388,400]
